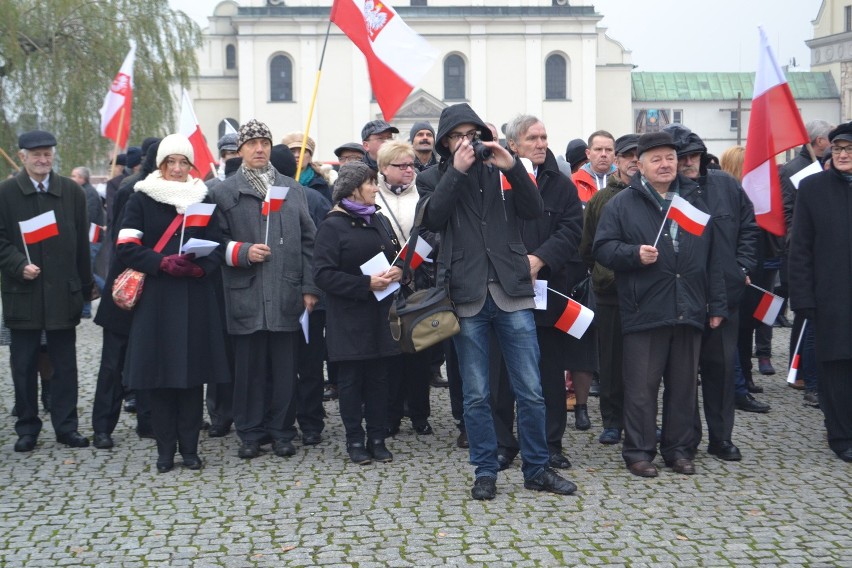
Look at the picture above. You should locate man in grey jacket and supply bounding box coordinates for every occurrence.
[211,119,320,459]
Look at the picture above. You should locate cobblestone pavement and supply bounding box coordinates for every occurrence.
[0,312,849,567]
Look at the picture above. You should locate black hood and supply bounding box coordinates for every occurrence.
[662,124,706,157]
[434,103,492,159]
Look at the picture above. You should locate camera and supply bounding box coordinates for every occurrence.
[470,138,492,161]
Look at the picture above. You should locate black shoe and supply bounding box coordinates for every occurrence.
[524,467,577,495]
[413,422,433,435]
[238,441,261,459]
[746,377,764,394]
[735,393,771,413]
[93,432,114,449]
[757,357,776,376]
[599,428,622,445]
[182,455,203,470]
[136,427,156,440]
[589,377,601,397]
[471,476,497,500]
[14,435,37,452]
[322,385,338,401]
[56,431,89,448]
[208,423,231,438]
[156,461,174,473]
[123,396,137,413]
[272,439,296,457]
[669,458,696,475]
[367,439,393,462]
[347,441,372,465]
[707,440,742,461]
[496,449,514,471]
[548,452,572,469]
[838,448,852,463]
[574,404,591,431]
[302,431,322,445]
[456,431,468,448]
[774,314,793,328]
[430,373,449,388]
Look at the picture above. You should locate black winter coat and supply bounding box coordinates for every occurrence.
[789,166,852,362]
[117,190,230,390]
[313,206,401,362]
[593,173,727,334]
[94,183,136,335]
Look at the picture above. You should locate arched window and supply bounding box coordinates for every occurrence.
[270,55,293,102]
[225,44,236,70]
[545,54,567,100]
[444,54,465,100]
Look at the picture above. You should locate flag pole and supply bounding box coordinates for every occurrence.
[109,107,127,175]
[547,287,571,301]
[19,226,32,265]
[296,17,334,180]
[652,216,667,248]
[747,282,774,295]
[264,213,270,247]
[179,215,187,255]
[788,319,808,384]
[382,245,405,276]
[0,148,20,171]
[805,143,818,162]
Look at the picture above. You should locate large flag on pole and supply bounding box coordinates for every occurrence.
[179,89,216,181]
[331,0,439,121]
[99,42,136,149]
[742,27,809,236]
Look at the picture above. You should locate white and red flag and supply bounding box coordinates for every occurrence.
[184,203,216,228]
[262,186,289,216]
[753,290,784,326]
[89,223,103,243]
[99,42,136,149]
[554,297,595,339]
[667,194,710,236]
[787,318,809,385]
[179,89,217,181]
[742,27,809,236]
[500,157,537,190]
[399,235,432,270]
[19,211,59,245]
[331,0,439,121]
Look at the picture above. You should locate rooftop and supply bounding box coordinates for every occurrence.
[632,71,839,101]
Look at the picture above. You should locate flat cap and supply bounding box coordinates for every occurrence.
[637,132,677,157]
[614,134,640,156]
[334,142,366,158]
[361,120,398,141]
[19,130,57,150]
[217,133,239,152]
[828,121,852,143]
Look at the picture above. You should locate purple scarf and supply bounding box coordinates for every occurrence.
[341,198,376,224]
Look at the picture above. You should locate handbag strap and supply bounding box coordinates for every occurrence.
[401,196,452,289]
[153,214,184,254]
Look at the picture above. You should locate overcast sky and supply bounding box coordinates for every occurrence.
[170,0,824,73]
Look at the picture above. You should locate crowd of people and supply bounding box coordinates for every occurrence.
[1,106,849,502]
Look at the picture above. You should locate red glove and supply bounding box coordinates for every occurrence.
[160,254,204,278]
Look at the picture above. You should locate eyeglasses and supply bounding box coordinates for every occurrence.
[446,130,478,142]
[831,145,852,155]
[389,163,415,171]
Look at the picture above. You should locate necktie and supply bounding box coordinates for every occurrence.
[37,183,45,193]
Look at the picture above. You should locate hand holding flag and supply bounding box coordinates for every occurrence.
[179,202,217,253]
[18,210,59,264]
[653,194,710,247]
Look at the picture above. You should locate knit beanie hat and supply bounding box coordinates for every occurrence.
[281,132,316,155]
[238,119,273,149]
[156,133,195,167]
[409,121,435,143]
[332,161,372,203]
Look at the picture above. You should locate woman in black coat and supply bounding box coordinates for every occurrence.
[117,134,230,473]
[313,162,402,465]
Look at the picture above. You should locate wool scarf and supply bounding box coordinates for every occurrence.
[133,171,208,213]
[241,163,276,199]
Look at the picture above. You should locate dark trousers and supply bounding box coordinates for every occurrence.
[205,333,234,429]
[622,326,701,465]
[232,331,298,443]
[817,360,852,456]
[294,309,326,435]
[11,328,79,437]
[150,386,203,463]
[597,302,624,430]
[336,357,390,443]
[494,327,566,455]
[696,310,739,446]
[445,339,465,432]
[91,329,128,435]
[387,350,432,428]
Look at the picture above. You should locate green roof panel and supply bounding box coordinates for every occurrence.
[631,72,838,101]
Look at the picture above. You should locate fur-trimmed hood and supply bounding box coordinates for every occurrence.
[133,171,208,213]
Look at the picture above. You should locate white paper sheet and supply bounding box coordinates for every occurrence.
[299,308,310,344]
[534,279,548,310]
[180,238,219,258]
[360,252,400,301]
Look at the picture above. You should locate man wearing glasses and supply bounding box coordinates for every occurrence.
[418,103,577,500]
[333,142,366,166]
[361,120,399,170]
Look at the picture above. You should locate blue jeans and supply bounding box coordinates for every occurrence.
[83,243,105,317]
[453,294,549,481]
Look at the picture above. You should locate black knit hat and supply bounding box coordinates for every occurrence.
[332,161,373,203]
[565,139,588,166]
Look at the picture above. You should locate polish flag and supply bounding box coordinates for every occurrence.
[262,186,289,216]
[19,211,59,244]
[331,0,439,121]
[554,297,595,339]
[399,235,432,270]
[89,223,103,243]
[742,27,809,236]
[667,194,710,236]
[184,203,216,228]
[500,157,537,190]
[787,354,800,385]
[753,290,784,326]
[179,89,216,181]
[99,42,136,149]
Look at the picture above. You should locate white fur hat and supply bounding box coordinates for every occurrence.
[156,133,195,167]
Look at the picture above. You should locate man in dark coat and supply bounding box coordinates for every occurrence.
[789,122,852,463]
[664,125,759,462]
[71,166,106,318]
[0,130,94,452]
[418,103,577,500]
[594,131,727,478]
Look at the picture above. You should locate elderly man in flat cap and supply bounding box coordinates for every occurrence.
[593,131,727,478]
[210,119,321,460]
[361,119,399,170]
[0,130,94,452]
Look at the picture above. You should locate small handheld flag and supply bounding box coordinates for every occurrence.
[548,287,595,339]
[89,223,103,243]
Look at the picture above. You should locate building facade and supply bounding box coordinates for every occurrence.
[808,0,852,121]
